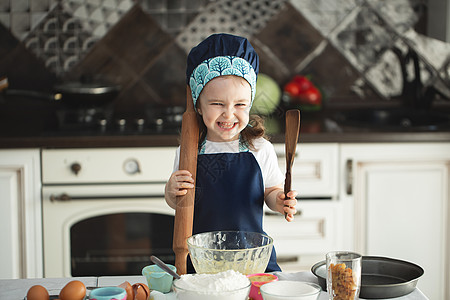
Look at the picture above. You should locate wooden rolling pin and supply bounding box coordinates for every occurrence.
[172,86,199,275]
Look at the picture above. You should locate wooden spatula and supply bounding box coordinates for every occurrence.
[284,109,301,219]
[172,86,199,275]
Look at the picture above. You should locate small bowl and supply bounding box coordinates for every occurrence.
[247,273,278,300]
[142,264,176,293]
[89,286,127,300]
[260,281,321,300]
[172,272,251,300]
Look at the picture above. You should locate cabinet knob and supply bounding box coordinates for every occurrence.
[70,162,81,175]
[346,159,353,195]
[50,193,71,202]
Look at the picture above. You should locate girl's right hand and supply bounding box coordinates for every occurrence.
[166,170,195,198]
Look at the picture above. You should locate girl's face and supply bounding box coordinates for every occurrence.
[197,75,251,142]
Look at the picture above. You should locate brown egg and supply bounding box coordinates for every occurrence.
[132,283,150,300]
[118,281,134,300]
[59,280,86,300]
[27,285,49,300]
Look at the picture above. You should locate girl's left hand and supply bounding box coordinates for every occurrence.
[277,190,298,222]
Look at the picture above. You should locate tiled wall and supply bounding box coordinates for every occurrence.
[1,0,449,114]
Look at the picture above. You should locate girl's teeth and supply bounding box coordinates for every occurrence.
[219,122,235,129]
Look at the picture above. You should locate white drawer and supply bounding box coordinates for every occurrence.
[274,143,339,198]
[263,201,342,257]
[41,147,176,184]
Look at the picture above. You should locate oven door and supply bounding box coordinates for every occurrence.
[42,183,174,278]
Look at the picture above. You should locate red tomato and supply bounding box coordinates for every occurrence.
[298,86,322,105]
[283,81,301,97]
[292,75,313,92]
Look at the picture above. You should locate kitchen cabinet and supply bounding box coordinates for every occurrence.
[265,144,341,272]
[0,149,42,279]
[340,143,450,300]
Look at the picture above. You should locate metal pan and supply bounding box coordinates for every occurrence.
[1,76,120,108]
[311,256,424,299]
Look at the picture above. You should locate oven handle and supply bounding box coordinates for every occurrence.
[50,193,165,202]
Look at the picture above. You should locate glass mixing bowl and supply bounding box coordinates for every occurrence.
[187,231,274,275]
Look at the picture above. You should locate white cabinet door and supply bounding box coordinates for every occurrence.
[0,149,42,279]
[340,143,450,300]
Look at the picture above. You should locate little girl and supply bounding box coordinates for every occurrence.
[165,33,298,272]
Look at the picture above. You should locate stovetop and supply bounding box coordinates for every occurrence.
[41,124,181,137]
[41,106,183,137]
[0,95,187,138]
[2,99,450,148]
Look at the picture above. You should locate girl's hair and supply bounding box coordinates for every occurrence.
[196,113,267,151]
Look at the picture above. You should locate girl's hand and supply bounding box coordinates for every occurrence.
[165,170,195,207]
[277,190,298,222]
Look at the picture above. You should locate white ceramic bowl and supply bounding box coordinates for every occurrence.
[172,271,251,300]
[259,281,321,300]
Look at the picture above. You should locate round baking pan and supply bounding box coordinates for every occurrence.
[311,256,424,299]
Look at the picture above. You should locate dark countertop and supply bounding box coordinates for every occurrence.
[1,100,450,148]
[1,118,450,149]
[2,129,450,149]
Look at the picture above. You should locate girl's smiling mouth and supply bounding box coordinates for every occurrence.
[217,122,237,130]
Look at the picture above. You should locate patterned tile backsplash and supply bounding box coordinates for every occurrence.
[1,0,449,113]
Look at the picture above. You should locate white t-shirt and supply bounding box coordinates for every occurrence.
[173,137,284,188]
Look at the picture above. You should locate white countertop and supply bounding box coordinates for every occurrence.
[0,272,428,300]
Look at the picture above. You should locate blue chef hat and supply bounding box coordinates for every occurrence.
[186,33,259,107]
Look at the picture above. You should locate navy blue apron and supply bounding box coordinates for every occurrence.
[187,150,281,273]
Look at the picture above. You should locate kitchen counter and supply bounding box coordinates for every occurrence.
[1,105,450,148]
[0,271,428,300]
[2,131,450,149]
[1,119,450,149]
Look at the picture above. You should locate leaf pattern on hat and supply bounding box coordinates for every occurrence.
[232,57,251,75]
[244,72,257,96]
[209,56,232,73]
[189,55,257,106]
[194,63,209,85]
[223,68,242,77]
[204,71,220,85]
[194,84,204,102]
